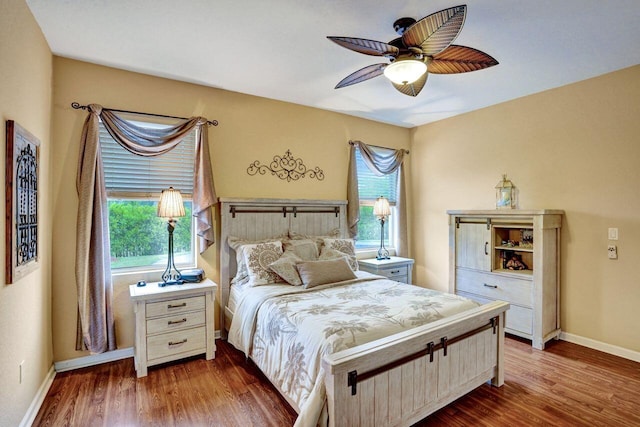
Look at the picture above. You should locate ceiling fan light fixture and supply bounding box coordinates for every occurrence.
[383,59,427,85]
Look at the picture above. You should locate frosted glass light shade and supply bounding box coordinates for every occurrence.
[157,187,186,218]
[383,59,427,85]
[373,196,391,219]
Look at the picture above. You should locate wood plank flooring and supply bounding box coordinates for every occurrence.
[34,336,640,426]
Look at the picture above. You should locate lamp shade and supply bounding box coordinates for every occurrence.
[157,187,186,218]
[383,59,427,85]
[373,196,391,219]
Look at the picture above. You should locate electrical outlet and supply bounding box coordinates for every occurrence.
[607,245,618,259]
[19,360,24,384]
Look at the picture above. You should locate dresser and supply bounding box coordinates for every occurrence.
[129,279,217,377]
[447,210,563,349]
[358,256,414,284]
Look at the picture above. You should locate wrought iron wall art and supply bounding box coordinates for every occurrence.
[247,149,324,182]
[5,120,40,284]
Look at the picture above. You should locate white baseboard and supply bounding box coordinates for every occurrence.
[19,365,56,427]
[54,347,134,372]
[560,332,640,363]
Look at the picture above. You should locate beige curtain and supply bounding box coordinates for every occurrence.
[347,140,408,257]
[76,104,216,353]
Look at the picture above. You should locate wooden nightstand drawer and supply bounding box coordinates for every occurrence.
[375,265,409,279]
[358,256,414,284]
[147,326,206,361]
[146,295,205,318]
[456,268,532,308]
[146,310,206,335]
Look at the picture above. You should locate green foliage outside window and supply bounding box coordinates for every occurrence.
[108,200,193,269]
[356,205,390,248]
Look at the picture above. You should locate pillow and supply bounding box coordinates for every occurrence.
[241,241,284,286]
[282,239,319,261]
[321,238,358,271]
[296,257,357,289]
[228,235,286,284]
[269,253,303,286]
[288,229,341,252]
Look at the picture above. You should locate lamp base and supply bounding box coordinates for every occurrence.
[161,219,183,287]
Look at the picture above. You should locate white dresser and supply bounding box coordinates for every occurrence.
[129,279,217,377]
[447,210,563,349]
[358,256,414,284]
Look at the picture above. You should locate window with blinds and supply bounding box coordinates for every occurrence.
[355,148,398,205]
[100,120,196,271]
[355,147,399,249]
[100,122,195,197]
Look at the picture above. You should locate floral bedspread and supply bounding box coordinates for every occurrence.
[227,272,479,427]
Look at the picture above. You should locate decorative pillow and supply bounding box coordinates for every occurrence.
[288,229,341,252]
[296,257,357,289]
[321,238,358,271]
[241,241,284,286]
[269,253,303,286]
[228,235,286,284]
[282,239,319,261]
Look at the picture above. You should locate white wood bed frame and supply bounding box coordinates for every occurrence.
[219,198,509,427]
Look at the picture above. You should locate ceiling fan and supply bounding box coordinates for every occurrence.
[327,4,498,97]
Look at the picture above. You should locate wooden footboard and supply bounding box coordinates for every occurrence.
[322,300,509,427]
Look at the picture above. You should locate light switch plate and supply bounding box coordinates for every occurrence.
[608,228,619,240]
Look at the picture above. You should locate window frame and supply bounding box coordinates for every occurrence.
[99,118,198,273]
[353,147,400,253]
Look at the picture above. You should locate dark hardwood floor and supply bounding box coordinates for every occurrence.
[34,336,640,426]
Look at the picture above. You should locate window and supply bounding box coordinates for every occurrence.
[354,147,399,249]
[100,121,196,270]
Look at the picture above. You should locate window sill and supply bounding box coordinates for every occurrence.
[356,248,397,260]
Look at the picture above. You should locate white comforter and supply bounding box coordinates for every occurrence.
[228,271,479,427]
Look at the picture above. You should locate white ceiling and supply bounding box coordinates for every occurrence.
[27,0,640,128]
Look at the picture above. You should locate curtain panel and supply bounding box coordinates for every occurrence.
[75,104,217,353]
[347,140,408,257]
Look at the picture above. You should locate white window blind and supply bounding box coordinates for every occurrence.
[100,122,196,196]
[355,147,398,204]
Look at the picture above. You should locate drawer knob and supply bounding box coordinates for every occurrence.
[483,283,498,289]
[168,318,187,325]
[168,339,188,346]
[390,270,400,274]
[167,302,187,309]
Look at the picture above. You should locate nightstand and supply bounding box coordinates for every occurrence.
[129,279,217,378]
[358,256,415,284]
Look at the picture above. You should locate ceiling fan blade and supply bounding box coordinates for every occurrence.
[335,63,387,88]
[392,71,428,97]
[402,5,466,56]
[327,36,399,57]
[429,45,499,74]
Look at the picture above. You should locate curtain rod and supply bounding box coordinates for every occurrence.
[71,102,218,126]
[348,140,409,154]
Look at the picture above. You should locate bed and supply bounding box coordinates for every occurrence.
[219,198,509,427]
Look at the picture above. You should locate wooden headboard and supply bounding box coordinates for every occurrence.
[219,198,348,332]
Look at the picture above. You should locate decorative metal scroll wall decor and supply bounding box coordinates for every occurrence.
[247,149,324,182]
[5,121,40,284]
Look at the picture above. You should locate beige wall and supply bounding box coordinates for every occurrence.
[0,1,53,426]
[51,57,411,361]
[410,65,640,353]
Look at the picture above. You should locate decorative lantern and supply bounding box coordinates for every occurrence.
[495,174,516,209]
